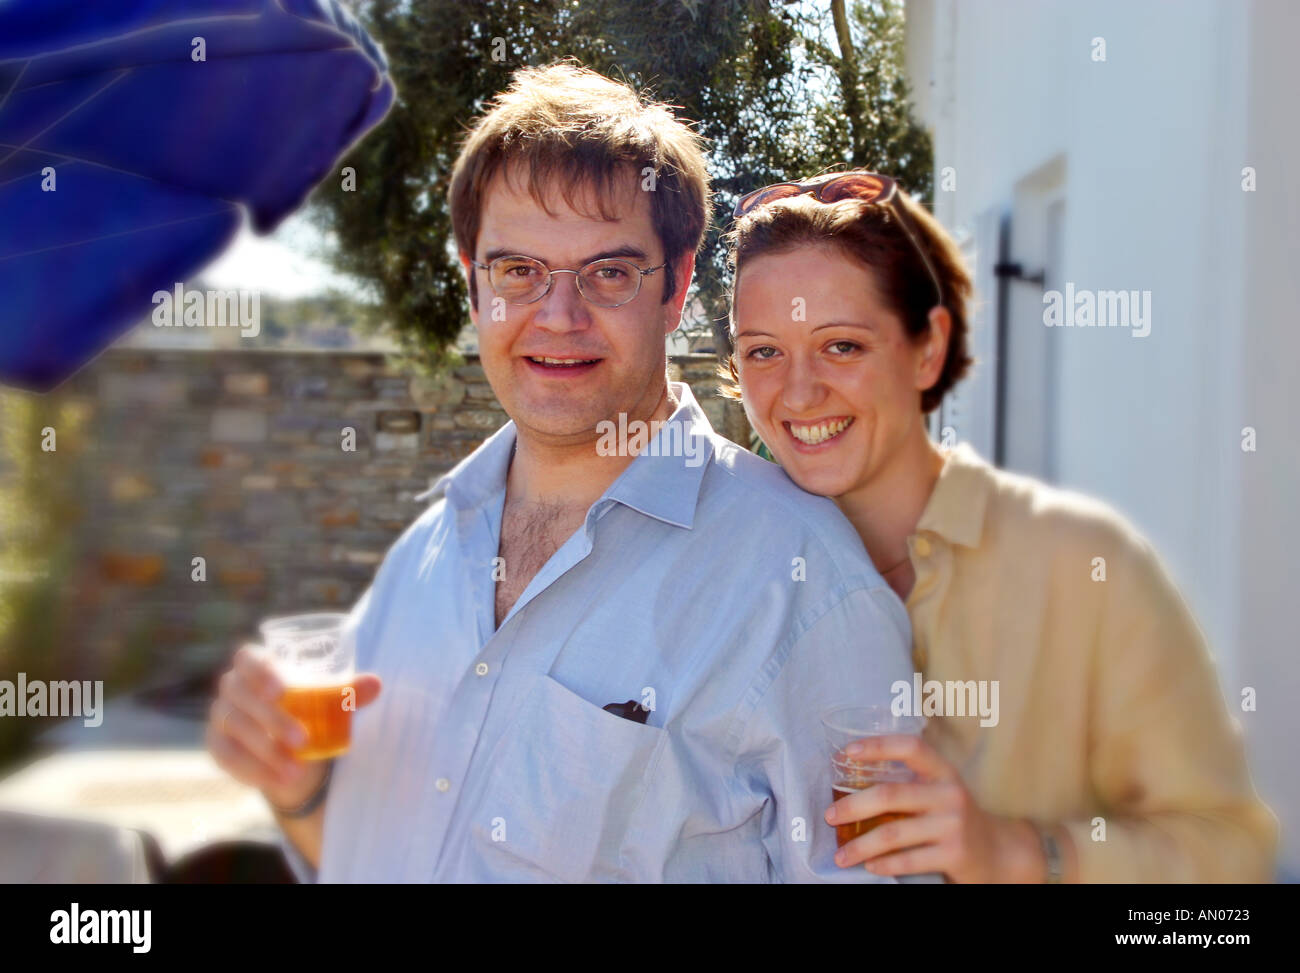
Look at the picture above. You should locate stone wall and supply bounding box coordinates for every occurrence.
[4,349,749,680]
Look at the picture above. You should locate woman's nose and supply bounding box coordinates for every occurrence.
[781,355,826,411]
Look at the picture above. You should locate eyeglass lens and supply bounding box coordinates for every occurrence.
[489,257,642,307]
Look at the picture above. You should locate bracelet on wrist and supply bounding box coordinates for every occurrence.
[1035,822,1064,884]
[270,759,334,818]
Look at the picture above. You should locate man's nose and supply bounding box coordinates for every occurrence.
[532,269,591,332]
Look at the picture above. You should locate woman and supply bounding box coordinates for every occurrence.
[721,170,1276,882]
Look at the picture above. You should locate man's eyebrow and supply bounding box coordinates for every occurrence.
[482,244,651,265]
[732,330,775,339]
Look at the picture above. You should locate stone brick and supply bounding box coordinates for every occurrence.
[297,577,354,606]
[318,427,367,448]
[373,376,411,399]
[98,552,165,585]
[271,414,319,434]
[360,461,417,477]
[110,473,155,502]
[375,432,418,452]
[210,409,267,443]
[465,382,498,401]
[410,375,465,408]
[452,363,487,382]
[99,373,187,407]
[240,474,277,491]
[269,429,312,445]
[289,376,330,399]
[454,409,507,431]
[223,372,270,397]
[217,565,266,587]
[341,400,390,418]
[318,506,360,528]
[341,356,384,378]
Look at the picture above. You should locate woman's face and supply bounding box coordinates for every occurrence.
[732,244,937,499]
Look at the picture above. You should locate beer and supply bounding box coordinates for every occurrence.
[821,706,927,851]
[260,612,355,761]
[831,782,912,848]
[280,683,353,760]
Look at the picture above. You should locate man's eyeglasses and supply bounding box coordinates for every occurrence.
[470,254,667,309]
[733,171,945,308]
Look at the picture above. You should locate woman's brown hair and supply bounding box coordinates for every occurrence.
[719,180,973,414]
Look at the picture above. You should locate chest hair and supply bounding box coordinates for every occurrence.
[494,497,588,628]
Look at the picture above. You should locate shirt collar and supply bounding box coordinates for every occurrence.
[416,417,516,509]
[599,381,715,529]
[415,381,715,530]
[913,441,995,549]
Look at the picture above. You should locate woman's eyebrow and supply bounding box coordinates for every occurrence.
[811,320,876,333]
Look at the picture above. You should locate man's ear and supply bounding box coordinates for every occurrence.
[917,305,952,391]
[458,250,479,324]
[663,250,697,337]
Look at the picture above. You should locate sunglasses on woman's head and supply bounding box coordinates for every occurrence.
[732,171,945,308]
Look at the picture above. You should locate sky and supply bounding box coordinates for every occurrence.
[200,212,365,300]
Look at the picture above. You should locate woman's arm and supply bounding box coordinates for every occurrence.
[826,520,1275,883]
[1062,532,1277,882]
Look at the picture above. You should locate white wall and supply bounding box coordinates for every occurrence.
[906,0,1299,878]
[1238,0,1300,883]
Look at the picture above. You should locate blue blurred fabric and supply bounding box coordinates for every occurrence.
[0,0,394,390]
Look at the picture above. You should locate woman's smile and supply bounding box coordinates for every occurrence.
[784,414,856,450]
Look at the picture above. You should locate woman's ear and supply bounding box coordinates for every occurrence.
[917,306,952,391]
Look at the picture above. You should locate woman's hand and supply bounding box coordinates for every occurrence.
[824,732,1049,883]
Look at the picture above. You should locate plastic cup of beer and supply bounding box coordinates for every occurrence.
[822,705,926,848]
[259,612,355,761]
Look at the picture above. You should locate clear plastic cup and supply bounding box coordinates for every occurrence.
[821,704,926,847]
[259,612,354,760]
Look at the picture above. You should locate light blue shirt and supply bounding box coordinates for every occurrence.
[280,382,919,882]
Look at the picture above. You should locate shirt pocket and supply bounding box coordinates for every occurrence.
[468,672,668,883]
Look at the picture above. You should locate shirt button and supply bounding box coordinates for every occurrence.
[435,778,450,793]
[914,536,932,557]
[475,662,489,676]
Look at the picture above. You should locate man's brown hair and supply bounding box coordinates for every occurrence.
[449,59,712,311]
[719,184,974,414]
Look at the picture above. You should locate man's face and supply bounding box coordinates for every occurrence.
[461,163,693,446]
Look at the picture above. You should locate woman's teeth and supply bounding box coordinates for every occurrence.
[787,417,853,445]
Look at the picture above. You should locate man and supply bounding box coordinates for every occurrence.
[208,61,916,882]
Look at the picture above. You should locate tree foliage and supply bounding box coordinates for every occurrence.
[312,0,931,360]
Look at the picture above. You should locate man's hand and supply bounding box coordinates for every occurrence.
[206,644,382,809]
[823,733,1052,883]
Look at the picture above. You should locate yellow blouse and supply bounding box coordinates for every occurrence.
[905,443,1277,882]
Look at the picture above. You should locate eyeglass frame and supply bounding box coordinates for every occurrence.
[469,254,669,309]
[732,171,945,308]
